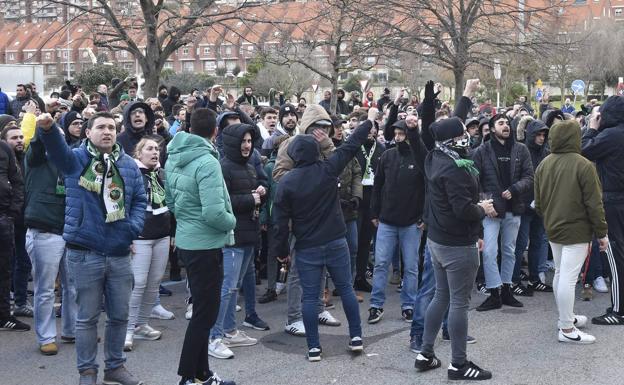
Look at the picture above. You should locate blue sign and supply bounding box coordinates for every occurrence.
[535,89,543,102]
[571,79,586,94]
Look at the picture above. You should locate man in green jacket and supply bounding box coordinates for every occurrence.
[165,108,237,385]
[534,120,608,345]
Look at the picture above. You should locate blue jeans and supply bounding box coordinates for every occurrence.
[370,222,420,310]
[410,244,448,339]
[211,246,254,339]
[26,229,76,345]
[345,220,358,282]
[241,255,257,318]
[66,249,133,373]
[483,213,521,288]
[513,211,548,282]
[296,238,361,349]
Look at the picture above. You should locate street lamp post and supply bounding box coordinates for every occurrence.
[494,59,501,110]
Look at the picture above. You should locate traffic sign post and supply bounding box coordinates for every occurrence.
[571,79,586,104]
[535,88,543,102]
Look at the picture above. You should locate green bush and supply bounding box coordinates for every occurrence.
[74,65,129,94]
[161,72,216,94]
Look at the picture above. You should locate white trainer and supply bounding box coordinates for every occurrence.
[318,310,341,326]
[150,304,175,320]
[208,338,234,359]
[594,277,609,293]
[223,329,257,347]
[574,315,588,328]
[124,332,133,352]
[134,324,162,341]
[558,327,596,344]
[185,304,193,320]
[284,320,306,336]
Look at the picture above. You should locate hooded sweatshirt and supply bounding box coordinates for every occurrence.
[220,123,261,246]
[272,120,372,256]
[534,120,607,244]
[581,95,624,203]
[117,101,156,155]
[165,131,236,250]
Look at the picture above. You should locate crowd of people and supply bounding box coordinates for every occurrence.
[0,75,623,385]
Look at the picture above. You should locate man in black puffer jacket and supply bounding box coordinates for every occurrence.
[472,114,534,311]
[209,123,269,358]
[512,118,553,293]
[117,101,155,155]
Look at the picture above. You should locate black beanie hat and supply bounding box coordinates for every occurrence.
[279,103,298,123]
[431,117,464,141]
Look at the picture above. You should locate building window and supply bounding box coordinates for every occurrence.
[121,51,128,58]
[8,53,15,60]
[45,52,51,60]
[164,62,173,69]
[225,46,232,55]
[63,50,68,58]
[183,61,194,72]
[616,8,623,17]
[204,61,216,72]
[203,47,210,54]
[182,47,189,55]
[47,64,56,75]
[26,52,33,59]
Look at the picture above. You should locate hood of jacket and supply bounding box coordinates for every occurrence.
[123,101,155,135]
[0,114,16,131]
[523,118,549,150]
[287,134,320,167]
[168,86,181,101]
[217,111,239,131]
[222,123,256,164]
[548,120,581,154]
[166,131,218,168]
[299,104,331,134]
[599,95,624,130]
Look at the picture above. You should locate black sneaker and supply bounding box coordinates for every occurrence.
[476,294,502,312]
[529,281,553,292]
[414,353,442,372]
[442,330,477,344]
[0,316,30,331]
[519,271,530,282]
[402,309,413,323]
[367,307,384,324]
[348,336,363,352]
[501,284,523,307]
[308,347,322,362]
[512,283,534,297]
[200,371,236,385]
[169,269,182,282]
[159,285,172,297]
[591,312,624,325]
[476,282,489,296]
[242,313,270,331]
[258,289,277,304]
[354,277,372,292]
[448,361,492,381]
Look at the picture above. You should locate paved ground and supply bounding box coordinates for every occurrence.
[2,274,623,385]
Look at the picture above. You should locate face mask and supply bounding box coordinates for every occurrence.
[396,141,410,153]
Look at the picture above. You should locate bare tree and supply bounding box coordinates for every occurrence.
[358,0,567,101]
[38,0,260,96]
[244,0,388,114]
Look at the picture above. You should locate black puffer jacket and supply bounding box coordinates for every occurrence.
[0,141,24,218]
[371,121,426,226]
[472,138,534,217]
[220,123,262,246]
[117,101,156,155]
[581,95,624,203]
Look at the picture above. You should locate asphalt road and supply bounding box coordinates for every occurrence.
[1,275,622,385]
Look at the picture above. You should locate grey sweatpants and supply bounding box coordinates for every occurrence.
[421,239,479,366]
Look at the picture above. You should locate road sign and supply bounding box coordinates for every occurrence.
[571,79,586,94]
[536,79,543,88]
[311,83,318,92]
[359,79,369,92]
[535,88,543,102]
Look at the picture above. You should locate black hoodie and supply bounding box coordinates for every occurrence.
[162,86,181,117]
[220,123,262,246]
[117,101,156,155]
[272,120,372,256]
[581,95,624,202]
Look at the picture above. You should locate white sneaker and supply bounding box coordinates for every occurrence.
[318,310,341,326]
[134,324,162,341]
[284,320,306,336]
[594,277,609,293]
[236,305,242,312]
[208,338,234,359]
[150,304,175,320]
[223,329,257,347]
[275,282,286,295]
[574,315,588,328]
[558,327,595,344]
[124,333,133,352]
[185,304,193,320]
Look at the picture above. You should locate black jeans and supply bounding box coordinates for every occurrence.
[11,223,30,307]
[0,215,15,319]
[177,248,223,380]
[356,188,375,278]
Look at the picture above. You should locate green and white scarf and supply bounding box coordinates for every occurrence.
[435,142,480,176]
[79,141,126,223]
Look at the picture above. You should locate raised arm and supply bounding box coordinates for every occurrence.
[36,114,81,175]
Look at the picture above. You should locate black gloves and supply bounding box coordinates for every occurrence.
[350,197,361,210]
[340,197,361,210]
[424,80,435,102]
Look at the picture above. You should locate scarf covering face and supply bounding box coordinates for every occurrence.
[435,141,479,176]
[79,141,126,223]
[135,160,168,215]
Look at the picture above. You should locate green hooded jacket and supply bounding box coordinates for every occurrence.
[534,121,607,244]
[165,131,236,250]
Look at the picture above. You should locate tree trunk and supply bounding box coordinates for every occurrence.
[330,76,338,115]
[453,68,465,105]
